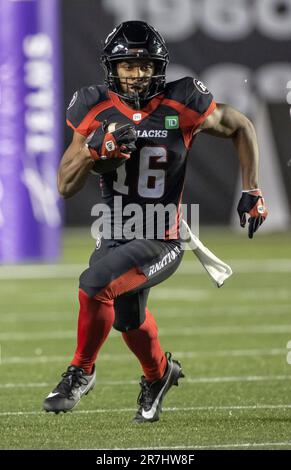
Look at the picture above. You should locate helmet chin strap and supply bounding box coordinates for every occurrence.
[130,81,151,109]
[132,90,141,110]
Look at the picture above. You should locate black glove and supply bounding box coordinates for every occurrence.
[86,122,137,160]
[237,190,268,239]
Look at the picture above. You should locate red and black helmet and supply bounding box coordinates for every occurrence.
[101,21,169,107]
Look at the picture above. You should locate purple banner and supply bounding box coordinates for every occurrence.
[0,0,62,262]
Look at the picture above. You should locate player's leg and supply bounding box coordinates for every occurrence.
[43,237,182,413]
[43,239,116,413]
[75,236,183,380]
[114,289,167,381]
[114,259,181,383]
[115,300,184,423]
[116,298,184,423]
[113,244,185,422]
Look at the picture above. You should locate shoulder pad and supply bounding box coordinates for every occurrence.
[66,85,109,134]
[165,77,214,115]
[164,77,189,104]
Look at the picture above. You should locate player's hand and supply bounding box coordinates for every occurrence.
[237,190,268,239]
[86,122,137,161]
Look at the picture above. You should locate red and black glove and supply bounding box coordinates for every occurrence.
[86,122,137,161]
[237,189,268,239]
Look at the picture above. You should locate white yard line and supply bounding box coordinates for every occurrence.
[180,259,291,274]
[0,304,290,322]
[150,290,210,301]
[184,375,291,384]
[156,304,291,318]
[158,324,291,335]
[1,323,291,341]
[118,441,291,450]
[82,375,291,386]
[0,264,84,280]
[3,288,289,303]
[150,288,291,302]
[1,375,291,389]
[1,404,291,417]
[1,287,290,304]
[0,259,291,280]
[0,313,76,323]
[0,348,286,365]
[0,331,77,341]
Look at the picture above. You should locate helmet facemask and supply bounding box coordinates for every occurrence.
[104,58,166,109]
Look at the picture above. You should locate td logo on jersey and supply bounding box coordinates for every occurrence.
[165,116,179,129]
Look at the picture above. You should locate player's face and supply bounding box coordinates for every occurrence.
[116,60,155,96]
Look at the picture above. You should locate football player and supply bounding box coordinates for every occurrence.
[43,21,268,422]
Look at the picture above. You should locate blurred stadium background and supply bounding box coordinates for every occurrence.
[0,0,291,450]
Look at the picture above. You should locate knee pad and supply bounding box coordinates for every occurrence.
[113,289,150,332]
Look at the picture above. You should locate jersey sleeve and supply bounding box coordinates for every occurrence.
[183,76,216,130]
[66,86,106,137]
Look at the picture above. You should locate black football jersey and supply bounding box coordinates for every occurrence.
[66,77,216,239]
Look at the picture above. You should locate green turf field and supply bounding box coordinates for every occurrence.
[0,228,291,450]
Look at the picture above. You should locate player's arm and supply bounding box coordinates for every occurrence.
[57,132,94,199]
[58,123,137,198]
[197,103,268,238]
[198,103,259,190]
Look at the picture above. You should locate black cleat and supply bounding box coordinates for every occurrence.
[134,352,184,423]
[43,365,96,413]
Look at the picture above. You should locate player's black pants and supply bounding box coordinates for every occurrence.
[79,237,184,332]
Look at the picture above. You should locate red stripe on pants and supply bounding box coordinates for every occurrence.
[94,267,147,302]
